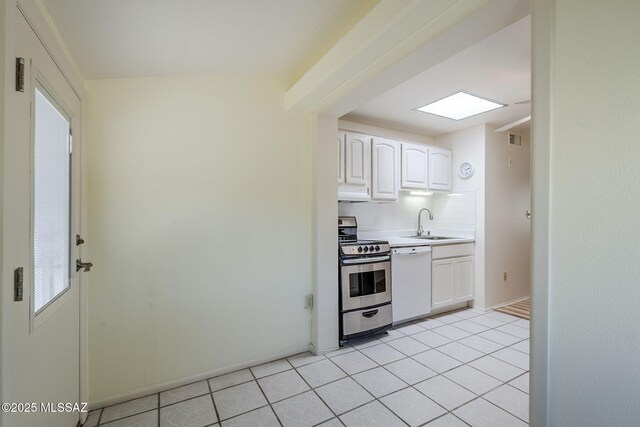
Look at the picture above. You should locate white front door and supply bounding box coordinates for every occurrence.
[4,8,84,427]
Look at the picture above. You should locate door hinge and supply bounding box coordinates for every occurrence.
[16,57,25,92]
[69,128,73,153]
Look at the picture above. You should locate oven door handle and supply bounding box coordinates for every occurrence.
[342,255,390,265]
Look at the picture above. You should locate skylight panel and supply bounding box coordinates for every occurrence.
[416,91,505,120]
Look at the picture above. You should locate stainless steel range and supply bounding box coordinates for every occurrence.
[338,216,392,344]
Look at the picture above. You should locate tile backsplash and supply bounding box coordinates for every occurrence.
[339,191,475,233]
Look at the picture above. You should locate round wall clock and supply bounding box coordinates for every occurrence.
[458,161,474,179]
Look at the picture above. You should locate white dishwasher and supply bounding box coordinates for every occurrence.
[391,246,432,324]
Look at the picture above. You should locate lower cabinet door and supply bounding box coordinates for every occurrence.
[432,259,454,309]
[454,256,474,300]
[432,256,475,310]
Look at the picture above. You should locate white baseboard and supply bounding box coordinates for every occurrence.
[309,342,339,356]
[90,344,309,410]
[489,295,530,310]
[430,301,469,316]
[468,300,486,311]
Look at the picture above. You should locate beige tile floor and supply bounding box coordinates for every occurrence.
[84,307,530,427]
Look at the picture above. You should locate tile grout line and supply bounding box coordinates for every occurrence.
[322,348,441,426]
[474,394,530,424]
[294,356,343,424]
[159,391,211,409]
[97,408,157,426]
[249,364,286,427]
[206,372,223,426]
[299,350,418,425]
[417,412,472,427]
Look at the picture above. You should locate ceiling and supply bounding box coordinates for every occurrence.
[41,0,377,80]
[342,16,531,137]
[41,1,530,136]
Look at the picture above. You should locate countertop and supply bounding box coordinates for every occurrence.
[358,230,475,248]
[381,236,475,248]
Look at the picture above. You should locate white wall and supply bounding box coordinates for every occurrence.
[435,124,486,308]
[530,0,552,422]
[311,114,339,354]
[484,126,530,308]
[85,74,312,404]
[547,0,640,424]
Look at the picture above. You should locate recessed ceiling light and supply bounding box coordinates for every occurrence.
[416,91,505,120]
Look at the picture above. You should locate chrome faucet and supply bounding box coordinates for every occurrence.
[416,208,434,236]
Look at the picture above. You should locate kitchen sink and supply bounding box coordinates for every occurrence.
[411,235,458,240]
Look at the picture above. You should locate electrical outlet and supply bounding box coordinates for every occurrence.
[305,294,313,309]
[503,272,508,281]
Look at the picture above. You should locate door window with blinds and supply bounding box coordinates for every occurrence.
[33,84,71,314]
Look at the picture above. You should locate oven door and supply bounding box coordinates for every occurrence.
[340,257,391,311]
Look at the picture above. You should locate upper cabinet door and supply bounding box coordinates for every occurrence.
[371,138,399,201]
[338,133,345,184]
[428,147,452,191]
[345,132,371,186]
[401,143,429,190]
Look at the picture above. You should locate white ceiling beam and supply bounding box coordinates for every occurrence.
[286,0,530,117]
[495,115,531,132]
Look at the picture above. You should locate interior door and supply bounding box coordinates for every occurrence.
[4,8,83,427]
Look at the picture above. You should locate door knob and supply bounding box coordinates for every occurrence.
[76,259,93,272]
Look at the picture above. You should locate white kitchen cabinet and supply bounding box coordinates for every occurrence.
[371,137,399,201]
[339,132,371,201]
[428,146,452,191]
[432,243,474,310]
[454,256,474,301]
[338,133,345,184]
[432,259,455,309]
[401,143,429,190]
[345,132,370,185]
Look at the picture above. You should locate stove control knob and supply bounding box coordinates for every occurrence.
[375,245,380,251]
[369,246,375,252]
[363,246,369,252]
[357,246,363,253]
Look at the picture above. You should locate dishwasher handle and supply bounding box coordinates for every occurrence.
[392,246,432,255]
